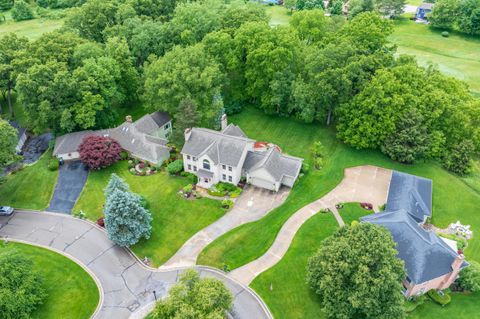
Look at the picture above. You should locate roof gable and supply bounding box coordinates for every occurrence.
[386,171,432,222]
[361,210,463,284]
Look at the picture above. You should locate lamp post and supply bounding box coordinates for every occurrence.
[153,290,157,301]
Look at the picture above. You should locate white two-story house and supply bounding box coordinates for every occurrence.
[181,117,303,192]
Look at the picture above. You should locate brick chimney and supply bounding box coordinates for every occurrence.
[221,114,228,131]
[440,254,465,290]
[185,128,192,141]
[125,115,133,123]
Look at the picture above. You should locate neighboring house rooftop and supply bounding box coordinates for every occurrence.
[53,112,171,163]
[244,148,303,182]
[361,210,468,284]
[386,171,432,223]
[181,127,254,167]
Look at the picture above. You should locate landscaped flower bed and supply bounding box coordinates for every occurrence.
[207,182,242,198]
[127,159,159,176]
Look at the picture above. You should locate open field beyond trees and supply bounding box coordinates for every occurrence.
[0,7,64,40]
[391,19,480,95]
[74,161,226,266]
[0,242,99,319]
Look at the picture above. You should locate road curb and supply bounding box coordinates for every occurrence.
[3,238,104,319]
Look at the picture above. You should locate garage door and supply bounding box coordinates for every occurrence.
[250,177,276,191]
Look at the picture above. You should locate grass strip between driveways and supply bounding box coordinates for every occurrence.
[74,161,226,266]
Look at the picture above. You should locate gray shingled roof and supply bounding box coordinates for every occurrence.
[386,171,432,222]
[361,210,466,284]
[53,112,170,163]
[222,124,247,137]
[9,121,26,141]
[150,111,171,127]
[53,130,106,155]
[245,148,303,182]
[181,128,254,167]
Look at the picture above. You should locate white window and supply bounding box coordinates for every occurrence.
[164,123,170,129]
[228,166,232,172]
[228,176,232,182]
[193,156,197,161]
[222,174,226,180]
[187,155,191,160]
[193,166,197,172]
[188,164,192,170]
[203,159,210,170]
[222,164,226,170]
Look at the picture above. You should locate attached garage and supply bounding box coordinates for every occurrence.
[248,174,279,191]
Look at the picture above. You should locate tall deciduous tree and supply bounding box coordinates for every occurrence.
[143,44,224,128]
[381,109,429,164]
[306,223,406,319]
[430,0,460,29]
[375,0,406,18]
[0,119,20,167]
[0,249,47,318]
[0,33,28,117]
[11,0,34,21]
[172,97,201,145]
[151,269,233,319]
[104,188,152,247]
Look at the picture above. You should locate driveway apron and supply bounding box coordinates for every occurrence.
[47,161,89,214]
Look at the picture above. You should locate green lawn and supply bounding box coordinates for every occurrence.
[197,107,480,318]
[265,5,291,26]
[0,6,65,40]
[0,242,99,319]
[391,19,480,95]
[250,204,371,318]
[0,150,58,210]
[73,161,226,266]
[408,292,480,319]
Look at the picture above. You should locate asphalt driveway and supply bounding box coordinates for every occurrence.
[0,211,272,319]
[47,161,89,214]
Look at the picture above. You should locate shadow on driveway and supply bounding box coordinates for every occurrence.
[47,161,89,214]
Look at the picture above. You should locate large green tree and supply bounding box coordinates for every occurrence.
[151,269,233,319]
[306,223,406,319]
[0,119,19,167]
[11,0,34,21]
[430,0,460,29]
[0,33,28,117]
[0,249,47,318]
[172,97,201,145]
[143,44,224,128]
[375,0,406,18]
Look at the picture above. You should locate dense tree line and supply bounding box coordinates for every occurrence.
[1,1,479,174]
[431,0,480,35]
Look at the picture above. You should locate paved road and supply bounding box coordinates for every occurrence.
[230,166,392,285]
[162,186,289,269]
[0,211,272,319]
[47,161,89,213]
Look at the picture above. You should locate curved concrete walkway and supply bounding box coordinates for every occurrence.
[0,211,272,319]
[161,186,289,269]
[230,166,392,285]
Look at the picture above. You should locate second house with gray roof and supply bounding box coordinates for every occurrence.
[181,116,303,192]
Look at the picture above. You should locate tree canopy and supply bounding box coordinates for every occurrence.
[0,119,19,168]
[306,223,406,319]
[151,269,233,319]
[0,249,47,318]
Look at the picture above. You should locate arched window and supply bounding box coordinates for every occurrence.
[203,159,210,170]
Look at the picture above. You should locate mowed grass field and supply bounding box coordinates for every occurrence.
[391,19,480,95]
[198,106,480,318]
[0,242,99,319]
[74,161,226,266]
[0,9,64,40]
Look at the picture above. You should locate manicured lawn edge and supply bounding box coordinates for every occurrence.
[3,238,101,319]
